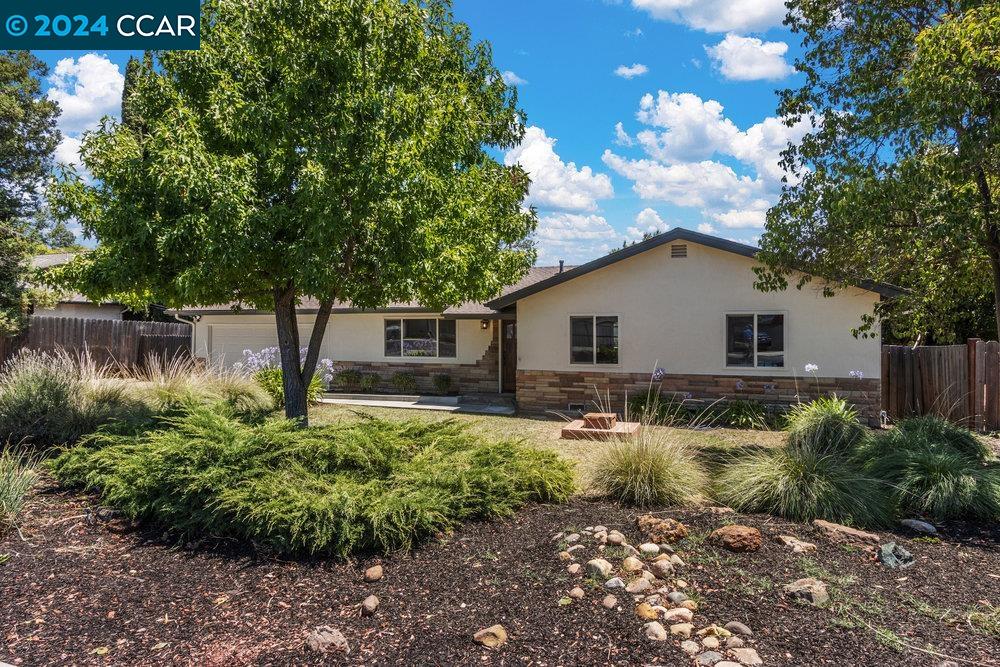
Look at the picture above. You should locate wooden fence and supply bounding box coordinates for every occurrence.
[882,339,1000,431]
[0,317,191,370]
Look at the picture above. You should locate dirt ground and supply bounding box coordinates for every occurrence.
[2,477,997,666]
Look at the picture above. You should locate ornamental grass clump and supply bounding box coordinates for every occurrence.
[49,406,575,556]
[1,447,38,535]
[860,416,1000,521]
[715,396,890,526]
[590,427,708,507]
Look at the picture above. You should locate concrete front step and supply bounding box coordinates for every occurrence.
[319,392,516,416]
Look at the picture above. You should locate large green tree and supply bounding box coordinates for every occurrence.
[755,2,1000,343]
[0,51,61,336]
[50,0,536,423]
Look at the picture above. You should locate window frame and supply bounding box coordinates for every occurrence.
[722,311,786,370]
[383,317,457,360]
[568,314,621,366]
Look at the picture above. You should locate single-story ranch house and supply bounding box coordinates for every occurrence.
[31,253,125,320]
[175,229,896,421]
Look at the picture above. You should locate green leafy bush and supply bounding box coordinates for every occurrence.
[49,407,575,556]
[359,373,380,392]
[336,369,362,392]
[253,368,322,408]
[713,400,774,430]
[715,445,891,526]
[861,417,1000,521]
[785,395,869,454]
[590,429,707,507]
[392,372,417,394]
[1,447,38,534]
[433,373,453,395]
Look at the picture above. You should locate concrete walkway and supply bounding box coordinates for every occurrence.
[318,393,516,416]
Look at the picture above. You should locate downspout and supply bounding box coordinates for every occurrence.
[173,312,201,361]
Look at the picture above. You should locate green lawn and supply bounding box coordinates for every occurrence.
[309,403,788,486]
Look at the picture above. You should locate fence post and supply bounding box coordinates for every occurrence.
[968,338,981,431]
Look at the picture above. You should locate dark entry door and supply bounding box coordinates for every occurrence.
[501,321,517,393]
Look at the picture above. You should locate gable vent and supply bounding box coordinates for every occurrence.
[670,244,688,258]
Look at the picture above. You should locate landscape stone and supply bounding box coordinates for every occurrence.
[644,593,662,606]
[639,542,660,556]
[636,515,688,543]
[681,640,700,655]
[777,534,817,554]
[709,525,762,552]
[651,560,674,578]
[306,626,350,654]
[605,577,625,589]
[877,542,915,569]
[725,636,745,649]
[658,543,675,554]
[697,624,731,638]
[567,563,581,575]
[701,635,719,649]
[680,600,698,611]
[625,577,652,594]
[361,595,379,616]
[635,602,658,620]
[669,622,694,638]
[640,570,656,582]
[715,662,742,667]
[602,594,618,609]
[662,607,693,623]
[364,565,384,582]
[644,621,667,641]
[566,544,586,554]
[473,624,508,648]
[559,551,572,561]
[675,579,688,588]
[550,532,565,542]
[724,621,752,636]
[901,519,937,534]
[695,650,724,666]
[623,556,645,572]
[569,586,585,599]
[565,533,581,543]
[666,591,688,604]
[813,519,879,545]
[670,554,685,567]
[784,577,829,606]
[730,647,763,665]
[587,558,615,578]
[607,530,627,545]
[594,525,608,533]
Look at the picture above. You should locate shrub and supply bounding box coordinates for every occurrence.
[714,400,773,430]
[433,373,453,395]
[590,428,707,507]
[715,446,891,527]
[252,368,322,408]
[861,417,1000,521]
[0,351,87,446]
[359,373,380,392]
[336,369,362,392]
[785,395,869,454]
[392,372,417,394]
[49,407,575,556]
[626,391,691,426]
[1,448,38,534]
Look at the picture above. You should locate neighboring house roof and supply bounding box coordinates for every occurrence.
[30,252,122,307]
[174,265,574,318]
[486,227,902,310]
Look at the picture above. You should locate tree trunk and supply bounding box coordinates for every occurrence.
[274,284,309,424]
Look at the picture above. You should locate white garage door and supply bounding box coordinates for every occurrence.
[209,324,279,367]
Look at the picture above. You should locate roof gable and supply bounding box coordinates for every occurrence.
[486,228,900,309]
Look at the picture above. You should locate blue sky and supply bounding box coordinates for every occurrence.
[33,0,805,265]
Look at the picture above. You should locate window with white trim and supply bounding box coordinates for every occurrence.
[725,313,784,368]
[570,316,619,364]
[384,318,456,358]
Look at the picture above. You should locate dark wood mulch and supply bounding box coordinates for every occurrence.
[2,479,998,666]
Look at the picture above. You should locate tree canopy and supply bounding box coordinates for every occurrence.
[50,0,537,422]
[0,51,61,336]
[756,1,1000,343]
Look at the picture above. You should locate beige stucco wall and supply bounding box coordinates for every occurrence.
[515,241,881,379]
[34,303,124,320]
[191,312,494,368]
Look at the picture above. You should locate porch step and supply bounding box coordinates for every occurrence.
[319,392,515,416]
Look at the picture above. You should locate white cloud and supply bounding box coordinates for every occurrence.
[534,213,621,264]
[614,122,634,147]
[506,126,614,212]
[635,91,739,163]
[630,0,788,32]
[729,115,812,187]
[711,207,768,229]
[501,70,527,85]
[697,222,716,234]
[626,207,670,240]
[615,63,649,79]
[706,34,794,81]
[47,54,124,134]
[53,135,83,170]
[624,27,644,38]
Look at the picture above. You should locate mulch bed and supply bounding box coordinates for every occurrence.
[2,478,998,666]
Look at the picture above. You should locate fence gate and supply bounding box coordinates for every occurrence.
[881,339,1000,431]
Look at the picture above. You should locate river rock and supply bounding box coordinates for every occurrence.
[569,586,585,599]
[364,565,384,582]
[567,563,581,575]
[639,542,660,556]
[670,622,694,638]
[306,626,350,654]
[473,625,508,648]
[695,651,723,666]
[361,595,379,616]
[586,558,614,578]
[625,577,652,594]
[602,594,618,609]
[605,577,625,589]
[709,525,762,552]
[666,591,688,604]
[623,556,645,572]
[701,636,719,649]
[644,621,667,641]
[662,607,693,623]
[635,602,658,620]
[681,639,700,655]
[784,577,829,606]
[650,560,674,578]
[731,648,763,665]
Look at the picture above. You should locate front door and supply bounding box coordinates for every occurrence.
[501,321,517,393]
